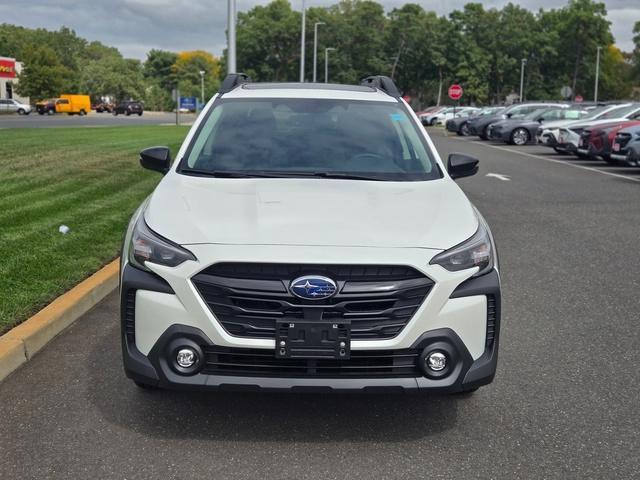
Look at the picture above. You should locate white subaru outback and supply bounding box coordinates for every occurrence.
[120,74,501,393]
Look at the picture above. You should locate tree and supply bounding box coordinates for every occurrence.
[144,49,178,92]
[171,50,221,101]
[16,45,72,99]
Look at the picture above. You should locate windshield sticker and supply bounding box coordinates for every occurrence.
[390,113,406,122]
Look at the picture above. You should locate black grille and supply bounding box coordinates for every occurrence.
[124,290,136,344]
[615,133,632,150]
[192,263,433,340]
[202,346,421,378]
[486,295,496,348]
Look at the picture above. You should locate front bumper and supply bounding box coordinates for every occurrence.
[120,255,501,393]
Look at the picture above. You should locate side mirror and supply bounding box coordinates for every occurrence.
[447,153,479,180]
[140,146,171,174]
[506,113,513,118]
[537,117,544,123]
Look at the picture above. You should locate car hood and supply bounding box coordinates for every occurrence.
[565,118,632,130]
[144,174,478,250]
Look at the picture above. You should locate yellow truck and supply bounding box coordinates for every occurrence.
[36,94,91,116]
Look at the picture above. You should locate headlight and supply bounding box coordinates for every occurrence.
[430,210,495,277]
[129,215,196,271]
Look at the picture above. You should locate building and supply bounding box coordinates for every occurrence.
[0,56,29,104]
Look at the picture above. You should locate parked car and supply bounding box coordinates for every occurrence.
[0,98,31,115]
[555,104,640,157]
[576,120,640,162]
[486,106,578,145]
[435,107,480,126]
[419,106,447,125]
[468,102,567,140]
[611,124,640,166]
[446,107,504,136]
[113,101,143,116]
[35,98,59,115]
[120,74,501,394]
[94,101,114,113]
[422,106,476,126]
[537,104,632,154]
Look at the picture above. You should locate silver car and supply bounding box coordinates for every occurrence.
[0,98,31,115]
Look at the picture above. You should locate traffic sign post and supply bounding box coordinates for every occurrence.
[448,84,463,101]
[448,85,463,117]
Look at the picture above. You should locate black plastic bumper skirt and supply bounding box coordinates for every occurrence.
[121,264,501,393]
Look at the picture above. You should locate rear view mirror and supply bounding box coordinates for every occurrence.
[447,153,479,180]
[140,147,171,174]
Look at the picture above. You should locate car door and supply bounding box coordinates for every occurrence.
[0,99,9,114]
[56,99,70,113]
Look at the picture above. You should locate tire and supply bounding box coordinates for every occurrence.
[138,112,143,116]
[38,111,44,115]
[459,122,470,136]
[479,126,490,140]
[126,111,131,116]
[17,108,25,115]
[510,128,530,145]
[47,109,55,116]
[553,147,568,155]
[79,109,86,116]
[113,110,118,116]
[430,118,437,126]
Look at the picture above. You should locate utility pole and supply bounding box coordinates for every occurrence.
[519,58,527,102]
[299,0,306,82]
[325,47,336,83]
[313,22,325,83]
[199,70,205,108]
[594,46,602,103]
[227,0,236,73]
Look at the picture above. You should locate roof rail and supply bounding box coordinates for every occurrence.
[219,73,252,95]
[360,75,401,98]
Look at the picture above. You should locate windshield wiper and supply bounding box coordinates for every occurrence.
[179,169,286,178]
[285,171,386,181]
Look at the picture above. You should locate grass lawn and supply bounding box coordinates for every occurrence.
[0,125,189,334]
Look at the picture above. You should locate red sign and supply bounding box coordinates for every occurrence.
[448,84,463,100]
[0,59,16,79]
[574,94,583,103]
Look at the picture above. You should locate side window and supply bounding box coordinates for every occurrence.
[0,100,8,105]
[57,99,69,105]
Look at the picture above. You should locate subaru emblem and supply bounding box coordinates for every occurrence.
[290,275,337,300]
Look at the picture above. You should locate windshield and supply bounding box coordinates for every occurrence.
[180,98,441,181]
[523,108,549,120]
[599,105,637,119]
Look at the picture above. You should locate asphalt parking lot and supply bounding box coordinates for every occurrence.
[1,129,639,479]
[0,111,196,129]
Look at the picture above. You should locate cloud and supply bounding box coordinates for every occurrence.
[0,0,636,59]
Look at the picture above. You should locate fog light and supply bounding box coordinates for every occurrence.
[426,352,447,372]
[176,348,197,368]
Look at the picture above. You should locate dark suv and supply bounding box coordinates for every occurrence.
[113,101,143,116]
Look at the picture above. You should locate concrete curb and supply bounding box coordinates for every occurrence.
[0,259,119,383]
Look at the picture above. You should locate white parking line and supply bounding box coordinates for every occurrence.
[469,140,640,184]
[486,173,511,181]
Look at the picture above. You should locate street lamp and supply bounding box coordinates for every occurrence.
[324,47,336,83]
[313,22,325,83]
[299,0,306,82]
[227,0,237,73]
[594,46,602,103]
[199,70,205,108]
[519,58,527,102]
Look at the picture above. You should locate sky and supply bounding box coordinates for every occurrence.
[0,0,637,59]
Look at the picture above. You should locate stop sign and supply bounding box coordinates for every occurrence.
[575,94,584,103]
[448,84,463,100]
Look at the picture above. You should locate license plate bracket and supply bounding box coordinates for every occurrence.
[275,320,350,359]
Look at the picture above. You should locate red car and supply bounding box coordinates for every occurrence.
[577,120,640,163]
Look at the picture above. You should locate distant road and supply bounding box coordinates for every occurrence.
[0,111,197,129]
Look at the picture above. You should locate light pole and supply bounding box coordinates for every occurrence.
[324,47,336,83]
[199,70,205,108]
[299,0,306,82]
[313,22,325,83]
[519,58,527,102]
[594,46,602,103]
[227,0,236,73]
